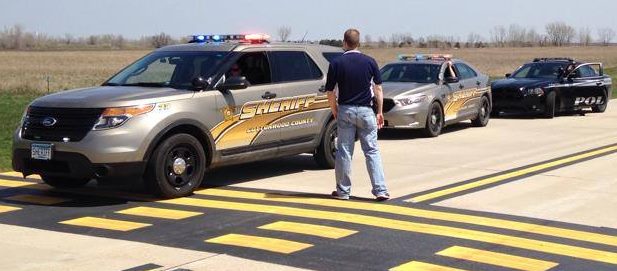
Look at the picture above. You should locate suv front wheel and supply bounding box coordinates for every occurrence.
[146,133,206,198]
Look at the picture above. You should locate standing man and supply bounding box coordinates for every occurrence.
[325,28,389,201]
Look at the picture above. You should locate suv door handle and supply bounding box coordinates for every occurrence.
[476,81,481,86]
[262,91,276,99]
[459,85,465,89]
[596,82,604,86]
[318,85,326,92]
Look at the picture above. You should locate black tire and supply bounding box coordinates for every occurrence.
[422,102,444,137]
[42,175,91,188]
[145,133,206,198]
[543,91,556,119]
[592,93,608,113]
[471,96,491,127]
[314,120,336,169]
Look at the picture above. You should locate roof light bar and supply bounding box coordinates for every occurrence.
[398,54,453,61]
[189,34,270,44]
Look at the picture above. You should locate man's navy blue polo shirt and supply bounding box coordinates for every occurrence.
[325,50,382,107]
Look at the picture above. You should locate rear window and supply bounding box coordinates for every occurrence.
[323,52,343,63]
[270,51,322,83]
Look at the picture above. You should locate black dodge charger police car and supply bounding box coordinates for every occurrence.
[491,58,612,118]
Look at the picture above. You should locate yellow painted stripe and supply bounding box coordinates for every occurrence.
[161,197,617,265]
[0,205,21,213]
[116,206,202,220]
[206,234,313,254]
[60,217,151,231]
[409,145,617,203]
[0,171,41,180]
[5,194,70,205]
[195,189,617,248]
[258,221,357,239]
[390,261,468,271]
[437,246,558,271]
[0,179,47,190]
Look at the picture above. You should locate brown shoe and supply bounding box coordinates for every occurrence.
[376,193,390,201]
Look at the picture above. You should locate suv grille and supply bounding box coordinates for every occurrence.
[22,107,104,142]
[383,98,396,113]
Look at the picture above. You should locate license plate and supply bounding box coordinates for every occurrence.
[31,143,53,160]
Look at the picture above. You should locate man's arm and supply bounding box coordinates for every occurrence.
[325,63,338,119]
[327,91,338,119]
[373,84,384,129]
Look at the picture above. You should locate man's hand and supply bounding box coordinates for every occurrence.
[376,113,384,129]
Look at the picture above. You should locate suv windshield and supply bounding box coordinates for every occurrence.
[381,63,441,83]
[105,51,232,90]
[511,62,567,79]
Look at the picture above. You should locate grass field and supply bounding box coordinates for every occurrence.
[0,47,617,171]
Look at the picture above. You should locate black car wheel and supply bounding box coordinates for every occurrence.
[145,133,206,198]
[471,96,491,127]
[543,91,556,119]
[314,120,336,169]
[422,102,444,137]
[42,175,91,188]
[592,92,608,113]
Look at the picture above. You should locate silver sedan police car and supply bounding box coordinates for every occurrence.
[380,54,491,137]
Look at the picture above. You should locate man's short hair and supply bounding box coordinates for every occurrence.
[344,29,360,49]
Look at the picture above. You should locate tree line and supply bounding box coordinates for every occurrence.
[1,22,615,50]
[319,22,616,49]
[0,25,181,50]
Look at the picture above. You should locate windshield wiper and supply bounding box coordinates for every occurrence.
[102,82,121,86]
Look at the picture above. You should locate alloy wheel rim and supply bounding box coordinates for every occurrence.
[165,146,197,188]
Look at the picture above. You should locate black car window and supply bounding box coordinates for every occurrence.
[454,63,477,79]
[578,65,598,78]
[323,52,343,63]
[512,63,566,79]
[380,63,441,83]
[227,52,271,85]
[270,51,322,82]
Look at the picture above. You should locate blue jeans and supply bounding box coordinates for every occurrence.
[335,105,388,197]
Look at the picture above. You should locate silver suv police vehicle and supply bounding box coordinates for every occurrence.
[380,54,491,137]
[13,34,343,198]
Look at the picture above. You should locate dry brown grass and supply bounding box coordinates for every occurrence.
[365,46,617,77]
[1,47,617,93]
[0,50,149,93]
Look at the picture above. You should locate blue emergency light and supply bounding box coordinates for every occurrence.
[189,34,270,44]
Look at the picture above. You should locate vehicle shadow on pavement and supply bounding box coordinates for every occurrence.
[494,111,589,119]
[203,154,322,188]
[378,122,472,140]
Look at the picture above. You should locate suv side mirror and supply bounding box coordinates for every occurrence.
[444,77,459,84]
[505,73,511,78]
[191,77,209,90]
[217,76,250,91]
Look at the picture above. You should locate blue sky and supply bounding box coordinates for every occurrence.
[1,0,615,40]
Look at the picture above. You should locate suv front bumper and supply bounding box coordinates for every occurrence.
[12,149,145,179]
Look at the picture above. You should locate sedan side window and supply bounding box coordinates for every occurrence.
[454,63,477,80]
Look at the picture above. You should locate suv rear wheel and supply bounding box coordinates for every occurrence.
[146,133,206,198]
[42,175,91,188]
[314,120,336,169]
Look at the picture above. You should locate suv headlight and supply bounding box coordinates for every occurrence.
[93,104,154,130]
[522,87,544,96]
[394,94,427,107]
